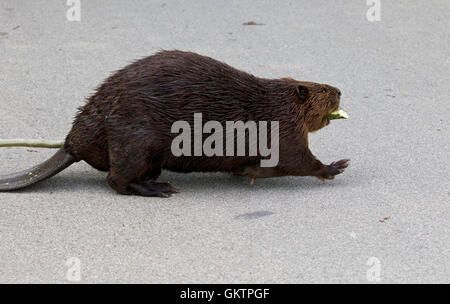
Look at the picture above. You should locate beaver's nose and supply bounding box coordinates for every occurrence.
[337,89,341,97]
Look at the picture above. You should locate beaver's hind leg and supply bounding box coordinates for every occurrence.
[136,167,179,196]
[106,144,178,197]
[127,181,179,197]
[107,163,178,197]
[141,167,162,182]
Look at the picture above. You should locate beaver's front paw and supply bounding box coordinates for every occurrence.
[317,159,350,180]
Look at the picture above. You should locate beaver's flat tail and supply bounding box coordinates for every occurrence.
[0,148,75,191]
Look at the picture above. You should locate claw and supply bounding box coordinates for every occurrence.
[158,192,171,198]
[316,158,350,181]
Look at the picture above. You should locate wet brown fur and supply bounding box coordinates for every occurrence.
[3,50,349,196]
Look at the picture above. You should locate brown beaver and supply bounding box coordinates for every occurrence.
[0,50,349,197]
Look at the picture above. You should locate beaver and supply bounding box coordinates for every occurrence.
[0,50,349,197]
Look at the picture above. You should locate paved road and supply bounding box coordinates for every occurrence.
[0,0,448,283]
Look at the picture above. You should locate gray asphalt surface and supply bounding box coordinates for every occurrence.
[0,0,449,283]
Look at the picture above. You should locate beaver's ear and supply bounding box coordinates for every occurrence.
[296,85,309,101]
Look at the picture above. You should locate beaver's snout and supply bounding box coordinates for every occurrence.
[321,84,341,113]
[329,95,341,113]
[332,88,342,112]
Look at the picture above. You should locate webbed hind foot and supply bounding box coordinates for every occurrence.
[128,181,179,197]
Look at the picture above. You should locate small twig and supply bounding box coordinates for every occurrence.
[0,139,64,148]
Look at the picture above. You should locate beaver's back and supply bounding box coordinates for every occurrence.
[66,50,294,172]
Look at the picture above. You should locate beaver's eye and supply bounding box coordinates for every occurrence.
[322,88,327,93]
